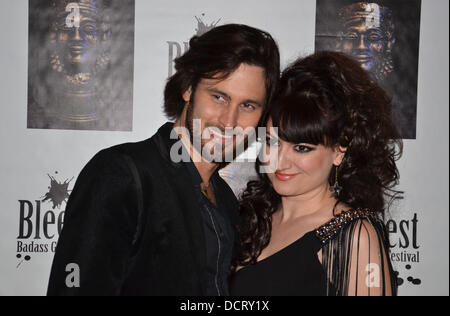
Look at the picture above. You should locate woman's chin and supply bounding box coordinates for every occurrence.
[272,186,299,197]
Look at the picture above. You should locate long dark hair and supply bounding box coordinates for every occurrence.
[163,24,280,120]
[234,51,403,268]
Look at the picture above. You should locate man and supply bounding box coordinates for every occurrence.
[336,2,396,82]
[47,24,280,296]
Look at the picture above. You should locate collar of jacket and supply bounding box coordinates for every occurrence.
[152,122,186,169]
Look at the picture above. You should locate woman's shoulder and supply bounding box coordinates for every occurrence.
[314,208,384,245]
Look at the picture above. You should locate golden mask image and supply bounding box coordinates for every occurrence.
[315,0,422,140]
[28,0,135,131]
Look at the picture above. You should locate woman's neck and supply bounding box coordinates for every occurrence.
[278,184,337,224]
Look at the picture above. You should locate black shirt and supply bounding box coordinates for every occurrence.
[229,231,332,296]
[230,209,397,296]
[185,158,235,296]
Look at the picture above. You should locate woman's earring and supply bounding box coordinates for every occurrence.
[330,165,342,197]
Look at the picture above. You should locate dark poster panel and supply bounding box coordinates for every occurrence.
[27,0,135,131]
[315,0,422,139]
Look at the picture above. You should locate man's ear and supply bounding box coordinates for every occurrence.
[182,87,192,103]
[333,146,347,166]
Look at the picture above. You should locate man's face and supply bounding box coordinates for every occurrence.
[55,1,103,73]
[340,20,387,73]
[337,3,395,78]
[183,63,266,162]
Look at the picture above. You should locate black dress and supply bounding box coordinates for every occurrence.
[230,209,397,296]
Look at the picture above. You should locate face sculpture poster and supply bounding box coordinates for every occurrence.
[27,0,135,131]
[315,0,422,139]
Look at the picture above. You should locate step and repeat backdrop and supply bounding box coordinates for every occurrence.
[0,0,448,296]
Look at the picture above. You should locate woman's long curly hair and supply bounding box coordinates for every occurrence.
[233,51,403,269]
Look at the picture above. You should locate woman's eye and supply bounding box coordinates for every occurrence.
[294,145,314,153]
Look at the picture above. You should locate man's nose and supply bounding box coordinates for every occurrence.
[72,27,82,41]
[357,35,368,50]
[218,105,239,128]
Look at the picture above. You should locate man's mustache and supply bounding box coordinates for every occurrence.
[202,125,247,137]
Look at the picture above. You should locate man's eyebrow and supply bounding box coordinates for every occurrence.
[207,88,263,108]
[207,88,231,101]
[244,99,263,108]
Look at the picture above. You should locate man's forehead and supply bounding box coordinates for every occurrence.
[344,22,383,32]
[198,66,266,97]
[340,3,393,30]
[199,76,227,87]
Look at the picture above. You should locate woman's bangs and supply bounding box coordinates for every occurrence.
[270,94,329,146]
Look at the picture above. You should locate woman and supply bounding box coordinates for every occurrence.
[230,51,403,296]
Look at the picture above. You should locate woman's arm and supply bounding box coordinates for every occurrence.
[346,219,394,296]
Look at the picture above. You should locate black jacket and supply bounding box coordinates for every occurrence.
[47,122,239,296]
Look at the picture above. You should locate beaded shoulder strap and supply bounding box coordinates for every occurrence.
[315,208,379,245]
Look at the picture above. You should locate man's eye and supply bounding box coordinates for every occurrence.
[242,103,256,111]
[294,145,314,153]
[57,20,72,30]
[368,34,382,41]
[58,23,73,31]
[213,95,226,103]
[83,25,97,34]
[344,32,358,40]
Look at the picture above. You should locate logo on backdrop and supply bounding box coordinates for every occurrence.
[387,213,422,287]
[16,172,73,268]
[167,14,222,77]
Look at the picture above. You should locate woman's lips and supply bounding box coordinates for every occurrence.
[275,171,300,181]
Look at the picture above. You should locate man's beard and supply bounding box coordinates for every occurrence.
[185,101,251,164]
[185,101,199,153]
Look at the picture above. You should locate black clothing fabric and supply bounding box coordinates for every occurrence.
[230,209,397,296]
[185,160,234,296]
[230,231,334,296]
[47,122,239,296]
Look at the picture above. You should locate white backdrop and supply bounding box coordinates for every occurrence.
[0,0,448,296]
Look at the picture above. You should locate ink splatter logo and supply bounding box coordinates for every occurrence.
[16,171,73,268]
[387,213,422,287]
[167,14,222,77]
[194,14,221,36]
[42,173,74,209]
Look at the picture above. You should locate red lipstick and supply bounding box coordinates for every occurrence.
[275,171,300,181]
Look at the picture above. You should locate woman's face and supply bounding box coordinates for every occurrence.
[265,119,345,197]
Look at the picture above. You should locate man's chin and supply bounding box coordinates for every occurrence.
[199,134,251,162]
[201,151,235,164]
[200,144,240,163]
